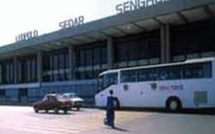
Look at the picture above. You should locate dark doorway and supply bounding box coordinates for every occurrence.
[18,88,28,103]
[0,89,5,97]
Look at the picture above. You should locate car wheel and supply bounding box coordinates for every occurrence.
[34,108,39,113]
[64,109,68,114]
[54,108,59,114]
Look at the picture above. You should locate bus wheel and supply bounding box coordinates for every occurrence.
[166,97,181,112]
[113,99,120,110]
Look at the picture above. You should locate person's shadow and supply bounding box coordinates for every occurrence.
[113,126,129,132]
[106,126,129,132]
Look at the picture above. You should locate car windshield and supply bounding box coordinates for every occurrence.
[63,93,77,98]
[56,94,65,100]
[42,94,65,101]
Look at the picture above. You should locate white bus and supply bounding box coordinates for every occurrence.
[95,57,215,112]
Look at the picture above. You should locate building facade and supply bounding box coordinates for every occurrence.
[0,0,215,105]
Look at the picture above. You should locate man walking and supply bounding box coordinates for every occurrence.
[104,90,115,128]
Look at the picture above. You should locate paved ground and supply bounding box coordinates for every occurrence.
[88,112,215,134]
[0,106,151,134]
[0,106,215,134]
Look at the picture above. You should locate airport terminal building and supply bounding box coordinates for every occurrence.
[0,0,214,105]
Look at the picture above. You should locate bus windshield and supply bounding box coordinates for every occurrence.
[97,72,118,92]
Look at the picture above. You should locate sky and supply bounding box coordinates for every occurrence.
[0,0,126,46]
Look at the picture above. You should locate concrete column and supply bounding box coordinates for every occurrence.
[107,38,113,69]
[165,25,170,63]
[0,63,2,84]
[69,45,75,80]
[160,24,170,63]
[18,60,21,83]
[13,57,18,84]
[161,25,165,63]
[37,50,42,82]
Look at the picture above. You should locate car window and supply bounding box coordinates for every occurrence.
[69,94,76,98]
[56,95,65,101]
[63,93,77,98]
[47,96,57,102]
[42,96,48,101]
[62,95,68,98]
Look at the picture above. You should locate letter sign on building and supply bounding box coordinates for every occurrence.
[115,0,170,14]
[15,30,38,42]
[59,16,85,29]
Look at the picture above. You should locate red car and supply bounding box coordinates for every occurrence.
[33,93,72,114]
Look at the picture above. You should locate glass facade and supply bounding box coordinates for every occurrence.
[171,20,215,59]
[113,30,160,67]
[75,42,107,80]
[1,59,14,84]
[42,48,69,82]
[17,56,37,83]
[0,56,38,84]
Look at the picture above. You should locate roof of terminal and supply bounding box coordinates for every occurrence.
[0,0,214,59]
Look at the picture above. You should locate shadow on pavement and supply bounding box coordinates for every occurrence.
[118,108,215,116]
[37,111,74,115]
[105,126,129,132]
[70,109,84,112]
[113,127,129,132]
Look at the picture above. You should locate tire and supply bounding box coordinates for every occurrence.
[166,98,181,112]
[54,107,59,114]
[34,107,39,113]
[64,109,68,114]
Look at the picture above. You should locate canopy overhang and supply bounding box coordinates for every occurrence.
[0,0,214,59]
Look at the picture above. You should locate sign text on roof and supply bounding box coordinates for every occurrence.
[15,30,38,42]
[59,16,85,29]
[116,0,170,14]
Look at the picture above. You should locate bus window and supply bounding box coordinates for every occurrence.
[148,68,159,81]
[183,62,211,79]
[97,72,118,92]
[138,68,158,82]
[202,62,212,78]
[121,70,137,83]
[158,65,182,80]
[138,69,148,81]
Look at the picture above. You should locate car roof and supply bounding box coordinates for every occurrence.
[46,93,61,97]
[63,93,77,95]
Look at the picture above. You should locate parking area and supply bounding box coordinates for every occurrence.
[0,106,151,134]
[1,106,215,134]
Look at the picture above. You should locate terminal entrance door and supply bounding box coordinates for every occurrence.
[18,88,28,103]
